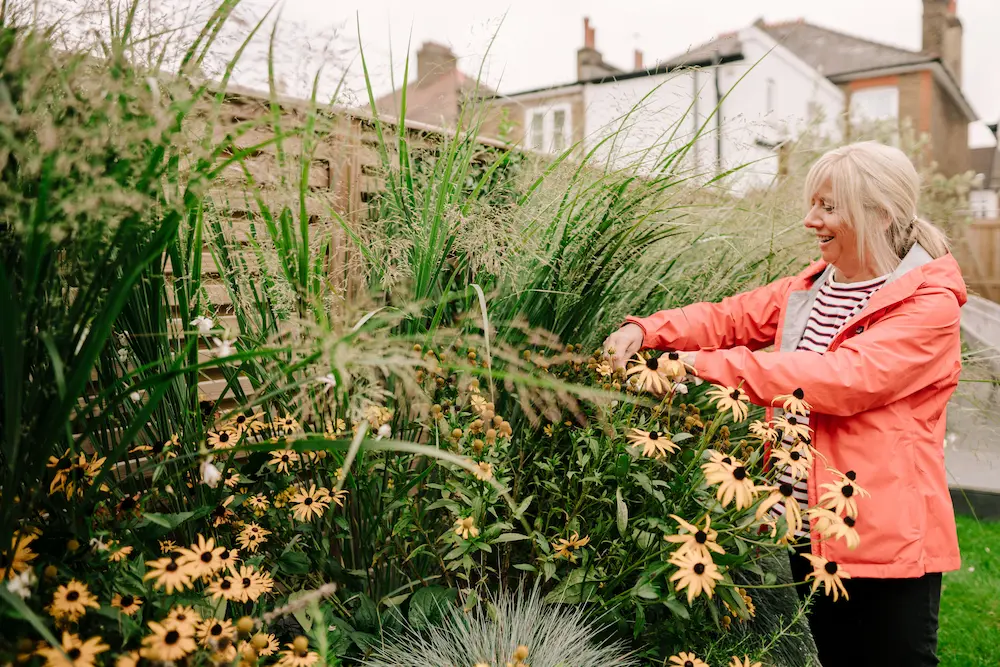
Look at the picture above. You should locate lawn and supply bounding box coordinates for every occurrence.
[939,514,1000,666]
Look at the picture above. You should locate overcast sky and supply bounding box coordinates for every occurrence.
[274,0,1000,145]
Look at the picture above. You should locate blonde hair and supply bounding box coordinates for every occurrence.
[804,141,949,275]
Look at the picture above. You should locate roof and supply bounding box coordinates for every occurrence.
[374,69,497,128]
[660,32,744,69]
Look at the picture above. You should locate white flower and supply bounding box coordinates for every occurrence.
[130,391,142,402]
[316,374,337,389]
[191,316,214,334]
[90,537,109,551]
[376,424,392,440]
[117,348,130,363]
[212,335,235,358]
[672,382,689,395]
[6,569,36,600]
[200,457,222,488]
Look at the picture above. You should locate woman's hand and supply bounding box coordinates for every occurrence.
[602,323,645,372]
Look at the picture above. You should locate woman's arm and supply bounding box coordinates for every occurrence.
[624,275,798,352]
[693,287,962,417]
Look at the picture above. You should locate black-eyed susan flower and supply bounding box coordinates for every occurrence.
[658,351,688,378]
[818,470,870,518]
[115,650,140,667]
[217,547,240,573]
[131,434,179,459]
[472,461,494,481]
[668,550,724,603]
[289,485,331,522]
[773,414,811,441]
[269,449,299,474]
[111,593,142,616]
[49,580,100,622]
[198,618,236,648]
[755,483,804,536]
[228,412,262,434]
[276,639,319,667]
[232,564,269,602]
[140,620,197,661]
[246,494,270,515]
[702,453,756,510]
[244,633,279,657]
[211,496,236,527]
[2,531,38,580]
[177,534,225,578]
[107,543,133,563]
[706,385,750,422]
[454,516,479,540]
[808,507,861,550]
[730,657,762,667]
[207,429,237,451]
[627,428,679,458]
[748,420,778,443]
[237,523,271,553]
[143,557,193,594]
[36,631,108,667]
[773,388,810,415]
[276,414,300,434]
[664,514,725,559]
[206,573,245,601]
[768,442,813,480]
[625,352,672,394]
[165,605,202,633]
[210,644,238,665]
[668,653,709,667]
[801,553,851,601]
[553,532,590,563]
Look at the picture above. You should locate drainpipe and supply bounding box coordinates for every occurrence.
[713,50,723,174]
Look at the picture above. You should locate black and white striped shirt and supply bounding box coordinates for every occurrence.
[771,271,887,536]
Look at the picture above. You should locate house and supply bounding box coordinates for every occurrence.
[373,42,496,129]
[970,123,1000,219]
[484,0,977,186]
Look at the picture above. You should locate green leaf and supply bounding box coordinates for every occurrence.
[408,586,456,631]
[663,598,691,619]
[277,551,311,575]
[353,594,379,633]
[544,568,602,604]
[671,432,694,444]
[632,581,659,600]
[514,495,533,518]
[493,532,530,543]
[140,511,195,529]
[615,488,629,536]
[513,564,537,572]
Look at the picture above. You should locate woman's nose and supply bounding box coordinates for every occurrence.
[803,208,822,229]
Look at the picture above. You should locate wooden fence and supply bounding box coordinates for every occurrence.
[954,218,1000,303]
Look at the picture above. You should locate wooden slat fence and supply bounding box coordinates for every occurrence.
[954,218,1000,303]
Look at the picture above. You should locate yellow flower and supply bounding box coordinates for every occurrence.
[115,650,140,667]
[627,428,678,458]
[808,507,861,550]
[768,441,813,480]
[177,534,226,578]
[754,483,804,537]
[143,557,193,594]
[664,514,725,559]
[246,494,270,514]
[277,414,300,434]
[454,517,479,540]
[329,488,349,507]
[625,352,672,394]
[49,580,100,622]
[107,544,133,563]
[37,631,108,667]
[818,469,870,518]
[543,424,553,437]
[773,414,811,441]
[773,388,810,415]
[702,452,757,510]
[240,633,279,657]
[553,532,590,563]
[730,657,762,667]
[218,546,241,572]
[276,642,319,667]
[212,495,236,526]
[198,618,236,648]
[206,574,245,602]
[229,412,263,434]
[668,550,724,603]
[237,522,271,553]
[165,605,202,633]
[111,593,142,616]
[158,539,178,554]
[747,420,778,443]
[141,620,197,661]
[206,429,238,451]
[2,531,38,580]
[289,485,332,522]
[801,553,851,601]
[269,449,299,474]
[472,461,494,481]
[508,645,530,667]
[232,564,269,602]
[131,433,179,458]
[668,652,709,667]
[706,385,750,422]
[595,359,614,378]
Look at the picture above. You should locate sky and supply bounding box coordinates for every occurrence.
[271,0,1000,147]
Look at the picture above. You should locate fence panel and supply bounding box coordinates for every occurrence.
[955,219,1000,303]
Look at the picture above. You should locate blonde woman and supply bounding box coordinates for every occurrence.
[604,141,964,666]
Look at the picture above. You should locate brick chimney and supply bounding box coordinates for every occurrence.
[577,17,622,81]
[922,0,963,84]
[417,42,457,84]
[634,49,644,71]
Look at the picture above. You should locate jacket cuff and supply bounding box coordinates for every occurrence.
[621,316,650,348]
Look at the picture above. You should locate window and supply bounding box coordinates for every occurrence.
[850,86,899,125]
[766,78,776,115]
[524,104,572,153]
[970,190,999,219]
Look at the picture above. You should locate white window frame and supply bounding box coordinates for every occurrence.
[970,189,999,219]
[524,103,572,153]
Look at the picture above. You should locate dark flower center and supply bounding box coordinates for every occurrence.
[152,441,164,454]
[219,549,230,560]
[668,352,679,360]
[120,595,134,607]
[721,457,732,465]
[645,358,659,370]
[694,531,707,544]
[841,485,854,497]
[68,648,81,660]
[201,552,213,563]
[790,451,801,461]
[788,416,798,426]
[281,455,289,463]
[304,497,314,506]
[779,483,794,497]
[685,662,694,667]
[846,470,857,481]
[732,466,747,480]
[66,590,80,602]
[213,506,226,518]
[242,577,251,587]
[220,433,230,443]
[210,623,222,636]
[729,390,741,400]
[57,457,72,470]
[221,579,232,590]
[649,431,659,441]
[0,554,7,568]
[824,561,839,575]
[236,415,247,424]
[120,497,136,511]
[693,563,706,575]
[166,561,178,572]
[165,630,180,644]
[793,388,804,399]
[176,613,187,622]
[844,516,856,527]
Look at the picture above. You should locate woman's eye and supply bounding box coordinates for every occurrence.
[823,206,835,213]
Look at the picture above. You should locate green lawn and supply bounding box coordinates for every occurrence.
[939,514,1000,666]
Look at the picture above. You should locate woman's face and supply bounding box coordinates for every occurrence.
[803,180,866,279]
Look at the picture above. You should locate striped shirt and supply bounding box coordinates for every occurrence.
[771,271,888,536]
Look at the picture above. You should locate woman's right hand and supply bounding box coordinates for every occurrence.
[602,323,645,372]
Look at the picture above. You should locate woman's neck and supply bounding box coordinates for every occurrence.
[833,265,880,283]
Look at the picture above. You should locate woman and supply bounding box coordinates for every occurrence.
[603,141,964,666]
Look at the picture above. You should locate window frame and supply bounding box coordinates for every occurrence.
[524,103,572,153]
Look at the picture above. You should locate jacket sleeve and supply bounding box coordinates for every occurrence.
[623,275,797,352]
[693,287,962,417]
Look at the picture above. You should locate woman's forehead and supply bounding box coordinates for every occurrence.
[810,179,834,200]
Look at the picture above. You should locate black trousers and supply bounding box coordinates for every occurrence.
[789,546,942,666]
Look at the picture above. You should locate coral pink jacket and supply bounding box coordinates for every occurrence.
[625,245,965,578]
